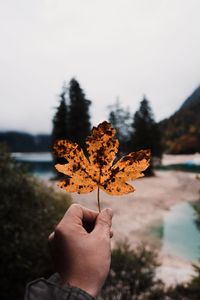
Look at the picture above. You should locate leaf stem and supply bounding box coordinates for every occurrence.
[97,186,101,213]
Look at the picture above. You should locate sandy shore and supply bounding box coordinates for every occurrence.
[50,169,200,286]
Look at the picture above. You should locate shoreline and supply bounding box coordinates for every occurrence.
[48,170,200,286]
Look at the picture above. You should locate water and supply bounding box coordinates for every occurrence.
[12,152,52,162]
[12,152,54,179]
[157,164,200,173]
[162,202,200,262]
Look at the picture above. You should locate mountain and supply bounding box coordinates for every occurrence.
[181,85,200,109]
[159,86,200,154]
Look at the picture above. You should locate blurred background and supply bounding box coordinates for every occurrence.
[0,0,200,299]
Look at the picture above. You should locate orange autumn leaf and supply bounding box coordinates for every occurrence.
[53,121,151,196]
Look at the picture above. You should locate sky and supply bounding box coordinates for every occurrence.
[0,0,200,134]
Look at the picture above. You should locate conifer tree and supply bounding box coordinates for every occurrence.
[68,78,91,149]
[130,97,162,175]
[108,99,132,154]
[52,84,69,157]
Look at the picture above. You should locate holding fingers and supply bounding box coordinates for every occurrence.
[49,204,113,298]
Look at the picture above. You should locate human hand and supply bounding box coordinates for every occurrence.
[48,204,113,298]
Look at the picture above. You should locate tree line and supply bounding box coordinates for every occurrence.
[52,78,162,174]
[0,132,51,152]
[0,77,162,171]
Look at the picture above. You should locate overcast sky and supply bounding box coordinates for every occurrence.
[0,0,200,133]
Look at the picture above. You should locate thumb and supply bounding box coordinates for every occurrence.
[93,208,113,236]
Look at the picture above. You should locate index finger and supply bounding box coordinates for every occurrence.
[63,203,99,227]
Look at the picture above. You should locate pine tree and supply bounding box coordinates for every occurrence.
[108,99,132,154]
[68,78,91,149]
[130,97,162,175]
[52,84,69,143]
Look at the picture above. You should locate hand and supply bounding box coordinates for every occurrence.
[48,204,113,298]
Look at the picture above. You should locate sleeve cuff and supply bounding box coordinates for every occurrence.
[25,273,95,300]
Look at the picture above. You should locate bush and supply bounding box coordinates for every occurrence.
[166,264,200,300]
[0,144,71,300]
[100,241,165,300]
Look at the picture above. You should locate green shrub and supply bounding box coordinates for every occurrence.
[0,144,71,300]
[100,241,165,300]
[166,264,200,300]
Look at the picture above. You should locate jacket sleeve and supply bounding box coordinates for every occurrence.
[25,273,95,300]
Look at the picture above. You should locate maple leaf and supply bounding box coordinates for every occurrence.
[54,121,151,211]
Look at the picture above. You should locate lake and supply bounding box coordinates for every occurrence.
[12,152,55,179]
[12,152,200,179]
[162,202,200,262]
